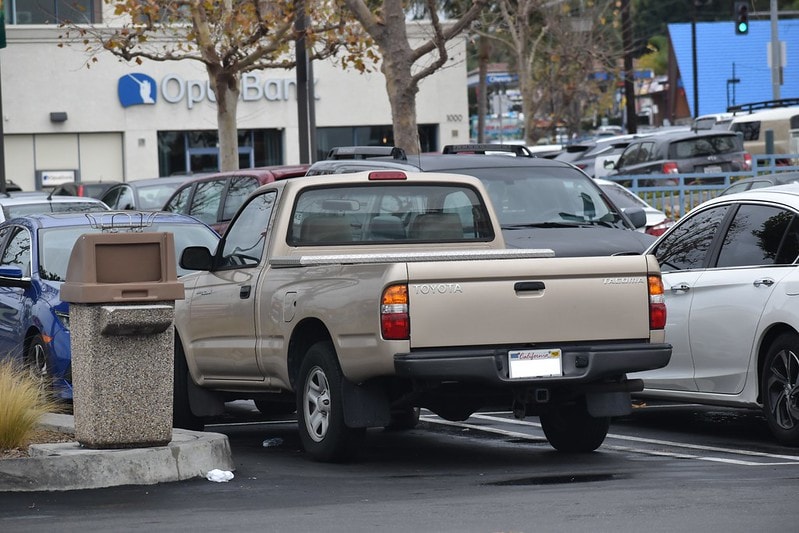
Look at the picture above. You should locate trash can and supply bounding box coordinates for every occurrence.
[61,231,185,449]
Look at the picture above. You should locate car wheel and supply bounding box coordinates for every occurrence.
[25,334,53,394]
[173,339,204,431]
[385,407,421,431]
[762,333,799,446]
[297,341,364,462]
[539,397,610,453]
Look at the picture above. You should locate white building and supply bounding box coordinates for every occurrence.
[0,2,470,191]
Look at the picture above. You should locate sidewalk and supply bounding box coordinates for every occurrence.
[0,413,234,492]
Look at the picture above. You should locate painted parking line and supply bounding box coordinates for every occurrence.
[420,412,799,466]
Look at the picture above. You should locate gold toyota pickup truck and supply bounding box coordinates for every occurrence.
[174,169,671,461]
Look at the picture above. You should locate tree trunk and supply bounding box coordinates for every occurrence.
[209,67,241,172]
[381,55,420,155]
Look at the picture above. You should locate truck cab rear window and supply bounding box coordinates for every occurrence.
[288,184,494,245]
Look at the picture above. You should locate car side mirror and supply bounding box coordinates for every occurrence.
[622,207,647,229]
[604,159,617,170]
[0,266,32,288]
[180,246,214,271]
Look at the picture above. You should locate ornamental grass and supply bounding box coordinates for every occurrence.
[0,358,60,450]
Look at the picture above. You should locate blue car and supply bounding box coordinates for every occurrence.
[0,211,220,400]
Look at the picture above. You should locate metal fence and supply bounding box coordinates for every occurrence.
[608,154,799,219]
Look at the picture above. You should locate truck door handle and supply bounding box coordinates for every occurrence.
[240,285,252,299]
[754,278,775,287]
[670,283,690,292]
[514,281,545,292]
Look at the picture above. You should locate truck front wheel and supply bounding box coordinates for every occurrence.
[540,397,610,453]
[297,341,365,462]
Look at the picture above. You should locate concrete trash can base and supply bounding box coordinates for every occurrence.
[71,304,175,449]
[61,230,185,449]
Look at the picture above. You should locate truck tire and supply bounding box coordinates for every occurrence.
[540,398,610,453]
[173,340,204,431]
[297,341,365,462]
[761,333,799,446]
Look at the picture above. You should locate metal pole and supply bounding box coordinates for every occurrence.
[0,57,6,195]
[295,1,310,164]
[691,14,698,118]
[770,0,781,100]
[621,0,637,133]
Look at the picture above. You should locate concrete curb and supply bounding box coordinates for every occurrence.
[0,414,235,492]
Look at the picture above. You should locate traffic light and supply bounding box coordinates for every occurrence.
[734,1,749,35]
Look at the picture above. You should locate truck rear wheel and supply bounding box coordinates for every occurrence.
[540,398,610,453]
[297,341,365,462]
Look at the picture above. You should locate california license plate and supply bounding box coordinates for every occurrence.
[508,348,562,378]
[704,165,722,173]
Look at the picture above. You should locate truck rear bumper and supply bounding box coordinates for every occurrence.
[394,342,671,386]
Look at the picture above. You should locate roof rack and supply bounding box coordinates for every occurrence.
[727,98,799,114]
[85,211,158,232]
[326,146,407,161]
[441,144,535,157]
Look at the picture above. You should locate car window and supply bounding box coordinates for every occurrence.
[1,227,31,277]
[137,183,182,210]
[731,121,760,141]
[616,145,640,168]
[101,187,121,209]
[222,176,259,221]
[715,204,799,267]
[671,136,739,159]
[638,142,654,163]
[164,185,193,214]
[220,191,277,267]
[116,186,136,210]
[189,179,226,226]
[653,204,730,271]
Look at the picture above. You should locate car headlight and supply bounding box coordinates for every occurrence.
[55,310,70,332]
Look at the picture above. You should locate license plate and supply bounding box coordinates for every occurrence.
[508,348,562,378]
[704,165,722,173]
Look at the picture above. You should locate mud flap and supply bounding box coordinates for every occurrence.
[586,391,632,418]
[188,379,226,417]
[341,379,391,428]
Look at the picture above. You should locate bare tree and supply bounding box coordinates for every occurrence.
[60,0,371,171]
[474,0,620,144]
[342,0,488,154]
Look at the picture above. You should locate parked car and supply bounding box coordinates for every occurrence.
[306,145,656,256]
[595,178,674,236]
[162,164,309,234]
[692,112,734,131]
[719,171,799,196]
[554,134,645,178]
[49,180,120,199]
[0,195,109,223]
[0,211,220,400]
[632,183,799,446]
[608,130,752,182]
[99,177,193,211]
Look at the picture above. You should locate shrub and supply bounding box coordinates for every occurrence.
[0,358,60,450]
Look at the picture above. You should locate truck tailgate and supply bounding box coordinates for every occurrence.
[407,255,652,348]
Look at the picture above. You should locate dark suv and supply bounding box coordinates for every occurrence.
[162,164,309,234]
[609,130,751,179]
[305,145,656,256]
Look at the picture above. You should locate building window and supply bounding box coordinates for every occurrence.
[315,125,439,161]
[157,130,284,176]
[5,0,99,24]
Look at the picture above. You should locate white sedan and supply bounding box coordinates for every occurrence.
[632,183,799,446]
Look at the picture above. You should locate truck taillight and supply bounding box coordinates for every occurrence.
[381,284,409,340]
[743,152,752,171]
[648,275,666,330]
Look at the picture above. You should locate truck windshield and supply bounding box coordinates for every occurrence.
[289,183,494,245]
